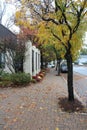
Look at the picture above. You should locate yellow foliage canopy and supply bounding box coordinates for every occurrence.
[37,18,85,61]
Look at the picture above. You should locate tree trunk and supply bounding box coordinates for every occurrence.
[21,58,23,72]
[57,59,61,76]
[67,55,74,101]
[41,51,44,69]
[45,61,47,68]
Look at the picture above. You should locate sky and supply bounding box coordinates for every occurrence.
[0,0,20,33]
[84,32,87,46]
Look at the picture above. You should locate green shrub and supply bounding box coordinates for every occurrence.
[0,70,3,81]
[0,81,12,87]
[1,73,11,81]
[11,72,31,85]
[0,69,2,75]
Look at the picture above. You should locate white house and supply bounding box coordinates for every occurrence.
[0,24,16,73]
[2,41,41,76]
[0,24,41,76]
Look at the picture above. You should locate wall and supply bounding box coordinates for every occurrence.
[1,40,41,76]
[23,40,41,77]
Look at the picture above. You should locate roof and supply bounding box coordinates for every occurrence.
[0,24,17,43]
[0,24,16,39]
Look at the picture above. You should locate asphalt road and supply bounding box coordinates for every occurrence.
[73,65,87,106]
[73,65,87,76]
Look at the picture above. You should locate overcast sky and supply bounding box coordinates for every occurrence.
[0,0,20,33]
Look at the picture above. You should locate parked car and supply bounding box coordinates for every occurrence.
[78,62,83,66]
[60,61,68,73]
[51,64,55,68]
[47,63,55,68]
[74,60,83,66]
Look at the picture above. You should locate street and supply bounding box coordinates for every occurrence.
[62,65,87,106]
[73,65,87,76]
[73,65,87,106]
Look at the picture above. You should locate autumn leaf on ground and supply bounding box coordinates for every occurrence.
[0,94,8,99]
[12,118,18,122]
[29,102,37,109]
[55,128,59,130]
[4,117,10,122]
[46,128,49,130]
[5,108,11,113]
[19,105,23,109]
[40,107,43,110]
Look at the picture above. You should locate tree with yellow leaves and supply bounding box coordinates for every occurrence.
[15,0,87,101]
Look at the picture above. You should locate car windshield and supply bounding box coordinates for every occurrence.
[61,62,67,65]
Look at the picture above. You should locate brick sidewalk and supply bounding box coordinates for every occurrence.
[0,69,87,130]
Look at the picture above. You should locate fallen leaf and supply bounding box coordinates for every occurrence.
[28,102,37,109]
[4,117,10,122]
[46,128,49,130]
[55,128,59,130]
[5,107,12,112]
[19,106,23,109]
[13,118,18,122]
[40,107,43,110]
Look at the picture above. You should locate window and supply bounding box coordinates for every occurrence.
[38,54,40,69]
[32,50,34,72]
[0,53,5,68]
[36,52,37,71]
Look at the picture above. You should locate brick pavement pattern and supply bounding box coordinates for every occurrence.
[0,69,87,130]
